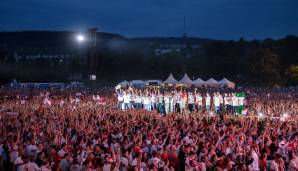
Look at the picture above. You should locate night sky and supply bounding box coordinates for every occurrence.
[1,0,298,40]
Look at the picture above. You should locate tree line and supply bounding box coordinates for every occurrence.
[0,35,297,86]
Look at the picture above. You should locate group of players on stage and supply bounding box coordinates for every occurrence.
[115,87,245,115]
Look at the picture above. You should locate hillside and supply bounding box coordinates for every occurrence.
[0,31,218,56]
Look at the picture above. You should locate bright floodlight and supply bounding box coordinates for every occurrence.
[77,34,85,42]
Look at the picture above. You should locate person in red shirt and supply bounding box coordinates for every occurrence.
[167,146,179,170]
[259,153,268,171]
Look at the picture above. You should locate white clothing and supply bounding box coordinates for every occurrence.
[232,96,238,106]
[224,96,230,105]
[266,160,278,171]
[214,96,220,107]
[206,96,211,106]
[188,95,194,104]
[23,162,40,171]
[41,166,51,171]
[118,95,124,102]
[123,94,131,103]
[196,95,203,105]
[249,150,260,171]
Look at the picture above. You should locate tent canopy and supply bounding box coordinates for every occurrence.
[118,80,129,87]
[129,80,146,84]
[163,73,179,84]
[178,73,192,84]
[191,77,205,86]
[119,80,129,84]
[205,78,219,86]
[129,80,147,88]
[218,78,235,88]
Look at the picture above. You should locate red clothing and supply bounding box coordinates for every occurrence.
[168,152,179,168]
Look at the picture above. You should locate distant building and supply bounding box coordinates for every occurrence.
[14,52,73,60]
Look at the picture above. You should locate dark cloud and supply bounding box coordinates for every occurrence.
[0,0,297,40]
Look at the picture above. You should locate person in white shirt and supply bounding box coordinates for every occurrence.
[135,93,142,109]
[180,91,187,114]
[150,94,156,111]
[115,88,124,110]
[143,95,151,111]
[24,157,40,171]
[188,92,195,113]
[205,93,211,112]
[123,91,131,110]
[223,94,229,113]
[195,93,203,112]
[169,93,175,113]
[213,93,220,114]
[237,94,245,115]
[129,94,135,109]
[164,94,170,114]
[218,92,224,113]
[249,145,260,171]
[232,93,238,115]
[158,93,165,115]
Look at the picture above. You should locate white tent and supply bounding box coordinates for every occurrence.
[205,78,219,87]
[191,77,205,86]
[163,73,179,84]
[178,73,192,84]
[218,78,235,88]
[118,80,129,87]
[129,80,147,88]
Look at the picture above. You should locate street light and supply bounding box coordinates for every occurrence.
[75,28,98,84]
[75,34,86,82]
[77,34,85,42]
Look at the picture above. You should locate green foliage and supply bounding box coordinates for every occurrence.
[249,47,280,84]
[286,65,298,85]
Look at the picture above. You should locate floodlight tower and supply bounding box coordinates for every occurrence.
[86,28,98,82]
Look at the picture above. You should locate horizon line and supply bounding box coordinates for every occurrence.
[0,29,297,42]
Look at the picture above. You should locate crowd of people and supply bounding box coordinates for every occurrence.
[0,86,297,171]
[115,87,245,115]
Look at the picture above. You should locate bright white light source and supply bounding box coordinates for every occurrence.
[283,112,288,118]
[77,35,85,42]
[90,75,96,81]
[258,112,263,116]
